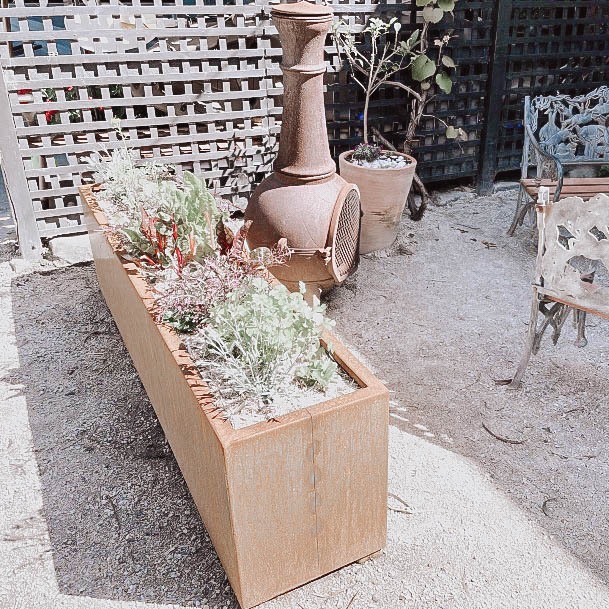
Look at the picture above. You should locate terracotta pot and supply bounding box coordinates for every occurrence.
[339,151,417,254]
[80,186,389,609]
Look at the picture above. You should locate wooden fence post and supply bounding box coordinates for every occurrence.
[477,0,513,195]
[0,62,43,260]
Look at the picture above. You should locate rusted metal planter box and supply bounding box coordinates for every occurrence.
[80,186,389,609]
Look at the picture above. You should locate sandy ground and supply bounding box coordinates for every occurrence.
[326,184,609,586]
[1,185,609,609]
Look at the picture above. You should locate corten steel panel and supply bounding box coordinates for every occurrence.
[81,185,389,609]
[225,414,320,608]
[312,387,389,574]
[84,195,243,595]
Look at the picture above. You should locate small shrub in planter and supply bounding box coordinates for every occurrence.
[189,278,341,426]
[333,4,465,246]
[89,141,349,428]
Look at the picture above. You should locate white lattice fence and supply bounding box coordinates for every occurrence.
[0,0,410,244]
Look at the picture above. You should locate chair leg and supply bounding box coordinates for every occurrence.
[574,309,588,348]
[509,296,541,389]
[508,186,523,237]
[573,272,594,348]
[508,186,530,236]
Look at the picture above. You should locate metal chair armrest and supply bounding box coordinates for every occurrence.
[524,122,564,201]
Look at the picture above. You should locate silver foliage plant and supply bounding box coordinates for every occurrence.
[88,141,171,224]
[188,278,338,406]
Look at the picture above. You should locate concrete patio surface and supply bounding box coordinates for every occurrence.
[1,185,608,609]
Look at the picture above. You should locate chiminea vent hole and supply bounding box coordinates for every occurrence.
[331,188,361,283]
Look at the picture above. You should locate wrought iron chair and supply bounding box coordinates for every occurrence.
[510,186,609,388]
[509,87,609,236]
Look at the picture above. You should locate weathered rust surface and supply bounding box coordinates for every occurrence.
[312,387,389,573]
[245,2,360,295]
[81,185,388,608]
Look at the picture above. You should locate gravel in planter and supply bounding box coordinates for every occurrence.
[349,154,412,170]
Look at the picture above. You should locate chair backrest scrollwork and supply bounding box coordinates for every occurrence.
[536,193,609,317]
[522,87,609,178]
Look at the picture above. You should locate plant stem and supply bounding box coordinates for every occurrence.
[363,86,371,144]
[403,90,429,155]
[364,34,379,144]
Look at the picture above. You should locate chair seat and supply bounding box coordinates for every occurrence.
[521,178,609,200]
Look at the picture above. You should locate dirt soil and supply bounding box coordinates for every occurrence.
[1,184,608,609]
[326,184,609,581]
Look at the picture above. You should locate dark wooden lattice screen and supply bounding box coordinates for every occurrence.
[413,1,492,182]
[478,0,609,190]
[327,1,494,184]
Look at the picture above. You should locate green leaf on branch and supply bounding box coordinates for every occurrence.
[406,29,420,50]
[411,54,436,81]
[421,81,432,91]
[446,126,467,140]
[435,71,453,93]
[438,0,456,10]
[445,125,458,138]
[416,0,434,6]
[441,55,456,69]
[422,6,445,23]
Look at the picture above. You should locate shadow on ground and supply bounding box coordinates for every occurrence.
[8,187,609,604]
[11,265,237,608]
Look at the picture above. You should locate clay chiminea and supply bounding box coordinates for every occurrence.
[245,1,361,298]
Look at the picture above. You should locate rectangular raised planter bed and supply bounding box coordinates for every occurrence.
[81,186,389,609]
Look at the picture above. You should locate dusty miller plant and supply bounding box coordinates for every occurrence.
[333,1,466,218]
[89,144,171,222]
[188,278,338,405]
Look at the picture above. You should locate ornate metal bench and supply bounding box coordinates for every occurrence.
[508,86,609,236]
[510,187,609,388]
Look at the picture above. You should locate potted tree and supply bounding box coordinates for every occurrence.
[333,0,461,253]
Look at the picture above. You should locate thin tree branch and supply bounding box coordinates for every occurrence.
[383,80,422,102]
